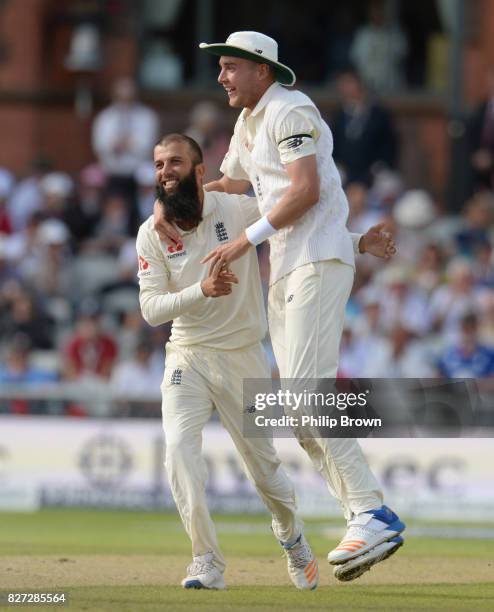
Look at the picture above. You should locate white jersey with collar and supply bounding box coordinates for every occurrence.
[221,82,355,285]
[136,190,267,350]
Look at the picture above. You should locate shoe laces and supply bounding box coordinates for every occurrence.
[285,538,312,570]
[187,554,215,577]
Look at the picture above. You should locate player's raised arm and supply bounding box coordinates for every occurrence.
[264,155,319,229]
[137,226,201,326]
[204,174,251,194]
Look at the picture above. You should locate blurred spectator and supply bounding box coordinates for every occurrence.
[0,168,15,234]
[375,265,431,336]
[473,240,494,288]
[111,336,163,399]
[97,240,140,352]
[0,287,54,350]
[454,191,494,257]
[0,235,19,285]
[339,303,388,377]
[63,299,118,381]
[469,67,494,192]
[353,287,387,339]
[428,257,491,340]
[0,334,59,414]
[40,172,74,220]
[414,243,445,295]
[346,182,382,234]
[98,238,139,296]
[338,326,364,378]
[331,68,398,184]
[438,313,494,379]
[66,164,105,247]
[5,211,45,274]
[185,102,230,182]
[392,189,438,261]
[367,168,404,212]
[7,156,51,231]
[140,39,184,90]
[92,77,159,233]
[115,309,145,362]
[350,0,408,92]
[363,324,434,377]
[88,194,130,255]
[21,219,73,302]
[135,162,156,222]
[0,334,58,385]
[478,293,494,348]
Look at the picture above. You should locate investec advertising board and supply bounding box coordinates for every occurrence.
[0,416,493,519]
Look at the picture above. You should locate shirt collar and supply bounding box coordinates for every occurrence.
[175,189,217,236]
[244,82,281,119]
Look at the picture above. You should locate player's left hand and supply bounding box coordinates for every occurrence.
[201,232,252,266]
[360,223,396,259]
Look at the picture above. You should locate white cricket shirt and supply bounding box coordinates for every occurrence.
[136,190,267,350]
[221,82,357,285]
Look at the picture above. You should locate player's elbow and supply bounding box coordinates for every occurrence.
[141,309,160,327]
[139,300,162,327]
[296,181,320,210]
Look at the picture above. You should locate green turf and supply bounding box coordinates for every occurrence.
[1,509,493,559]
[1,510,493,611]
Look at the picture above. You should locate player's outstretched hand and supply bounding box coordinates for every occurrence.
[201,233,252,267]
[153,199,181,245]
[360,223,397,259]
[201,256,239,298]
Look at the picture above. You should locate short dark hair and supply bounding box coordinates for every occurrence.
[337,65,363,83]
[156,133,203,166]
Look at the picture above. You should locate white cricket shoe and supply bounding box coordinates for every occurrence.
[328,505,405,565]
[282,534,319,590]
[334,535,404,581]
[181,552,226,590]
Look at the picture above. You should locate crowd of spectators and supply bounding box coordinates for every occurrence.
[1,70,493,419]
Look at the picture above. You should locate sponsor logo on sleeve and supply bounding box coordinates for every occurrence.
[138,255,151,276]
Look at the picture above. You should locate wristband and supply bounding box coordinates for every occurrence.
[245,215,276,246]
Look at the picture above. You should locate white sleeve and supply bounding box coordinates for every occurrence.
[237,195,261,227]
[136,225,207,326]
[220,127,250,181]
[274,107,319,165]
[350,232,363,255]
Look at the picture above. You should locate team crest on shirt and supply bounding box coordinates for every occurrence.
[215,221,229,242]
[170,368,183,385]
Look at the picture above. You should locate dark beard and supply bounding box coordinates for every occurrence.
[156,168,202,229]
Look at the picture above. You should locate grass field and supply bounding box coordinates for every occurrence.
[1,509,493,611]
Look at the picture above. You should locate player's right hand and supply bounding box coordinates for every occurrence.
[200,256,238,297]
[153,199,181,245]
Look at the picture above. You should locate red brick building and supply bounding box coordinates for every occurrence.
[0,0,493,206]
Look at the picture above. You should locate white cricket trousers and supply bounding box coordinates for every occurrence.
[161,341,302,572]
[268,259,383,520]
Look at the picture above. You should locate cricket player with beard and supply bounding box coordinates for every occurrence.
[137,133,320,591]
[153,32,405,581]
